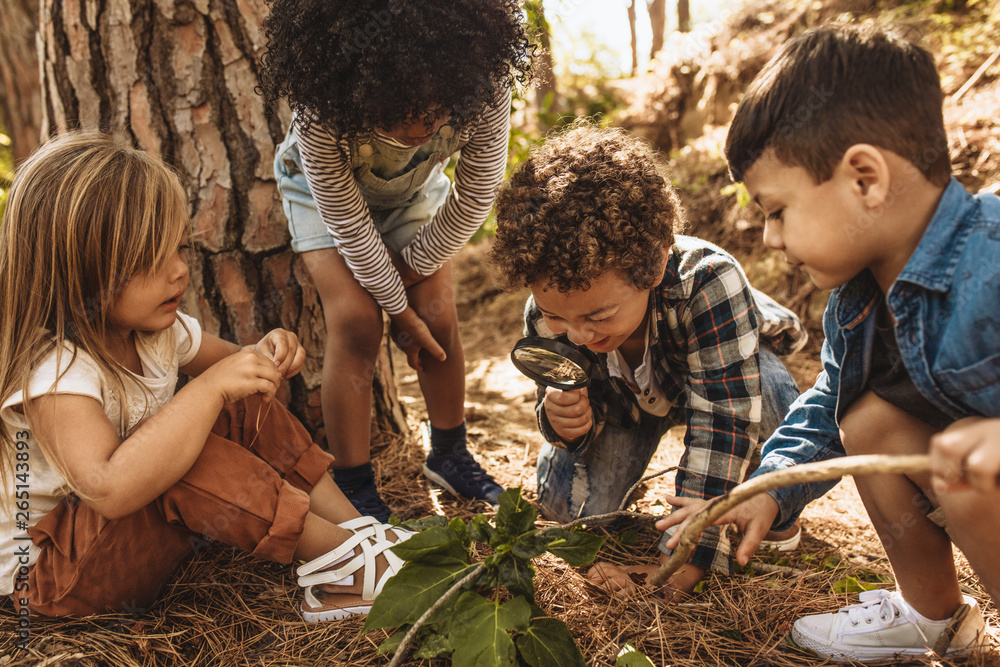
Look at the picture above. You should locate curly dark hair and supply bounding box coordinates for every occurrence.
[491,123,684,293]
[258,0,534,138]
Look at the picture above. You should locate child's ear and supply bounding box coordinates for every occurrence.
[838,144,891,208]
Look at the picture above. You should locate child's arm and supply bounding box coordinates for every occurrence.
[26,347,282,519]
[659,296,849,564]
[399,89,511,276]
[930,416,1000,495]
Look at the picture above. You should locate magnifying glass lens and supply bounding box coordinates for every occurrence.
[510,337,592,390]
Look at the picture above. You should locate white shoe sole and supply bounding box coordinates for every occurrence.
[422,464,461,497]
[301,603,372,623]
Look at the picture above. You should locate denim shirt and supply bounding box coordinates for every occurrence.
[752,178,1000,530]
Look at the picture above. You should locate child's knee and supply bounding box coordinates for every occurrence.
[324,305,383,355]
[839,391,935,455]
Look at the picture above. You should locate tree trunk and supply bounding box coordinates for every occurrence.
[525,1,557,121]
[0,0,43,164]
[677,0,691,33]
[647,0,666,61]
[36,0,407,440]
[627,0,638,76]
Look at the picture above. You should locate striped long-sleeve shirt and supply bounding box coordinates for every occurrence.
[295,90,511,314]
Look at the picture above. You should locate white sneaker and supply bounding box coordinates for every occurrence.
[791,589,988,662]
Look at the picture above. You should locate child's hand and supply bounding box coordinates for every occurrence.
[390,307,446,371]
[930,416,1000,496]
[253,328,306,379]
[196,347,283,404]
[543,386,593,444]
[657,493,780,566]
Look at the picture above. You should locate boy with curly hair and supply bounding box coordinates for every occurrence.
[490,123,807,599]
[257,0,533,520]
[661,25,998,661]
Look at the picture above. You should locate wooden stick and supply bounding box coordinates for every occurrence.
[952,45,1000,103]
[649,454,930,586]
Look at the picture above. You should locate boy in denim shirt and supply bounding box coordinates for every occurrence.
[661,25,998,661]
[490,124,806,600]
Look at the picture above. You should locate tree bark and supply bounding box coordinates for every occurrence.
[0,0,43,163]
[36,0,407,439]
[627,0,638,76]
[525,0,557,120]
[647,0,666,61]
[677,0,691,33]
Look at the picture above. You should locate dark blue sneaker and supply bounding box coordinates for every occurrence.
[343,478,392,523]
[423,448,504,504]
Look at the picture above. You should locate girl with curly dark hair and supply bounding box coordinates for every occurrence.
[257,0,533,527]
[490,123,807,602]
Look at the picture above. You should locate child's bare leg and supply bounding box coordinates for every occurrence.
[308,473,363,525]
[937,483,1000,602]
[294,512,356,561]
[302,248,384,467]
[839,391,962,619]
[407,260,465,428]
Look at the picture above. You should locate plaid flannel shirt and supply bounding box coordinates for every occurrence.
[526,236,807,571]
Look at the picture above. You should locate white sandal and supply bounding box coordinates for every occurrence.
[297,520,414,622]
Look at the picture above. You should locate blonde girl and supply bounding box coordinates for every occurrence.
[0,131,409,621]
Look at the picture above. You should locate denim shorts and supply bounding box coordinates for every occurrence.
[273,138,452,254]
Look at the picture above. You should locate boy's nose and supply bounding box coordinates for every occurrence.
[762,219,784,250]
[566,324,596,347]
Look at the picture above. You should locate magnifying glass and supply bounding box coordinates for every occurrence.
[510,336,593,390]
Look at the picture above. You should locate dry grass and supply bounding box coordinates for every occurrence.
[4,425,996,666]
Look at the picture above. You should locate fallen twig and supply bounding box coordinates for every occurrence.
[952,44,1000,103]
[649,454,930,586]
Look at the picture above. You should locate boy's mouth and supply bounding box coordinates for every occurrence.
[587,336,613,351]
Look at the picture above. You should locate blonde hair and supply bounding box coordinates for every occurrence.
[0,131,190,494]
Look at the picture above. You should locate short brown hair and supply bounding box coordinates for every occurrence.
[491,123,683,292]
[725,24,950,186]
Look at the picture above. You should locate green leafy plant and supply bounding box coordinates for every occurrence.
[615,641,657,666]
[363,487,605,666]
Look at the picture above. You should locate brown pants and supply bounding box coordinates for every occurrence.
[17,395,334,617]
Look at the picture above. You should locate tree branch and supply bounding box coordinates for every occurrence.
[649,454,930,586]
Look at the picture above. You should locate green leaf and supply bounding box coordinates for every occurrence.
[511,532,551,560]
[414,630,453,659]
[390,525,468,564]
[542,528,605,567]
[363,562,476,631]
[376,628,407,655]
[468,513,496,543]
[450,593,530,667]
[403,515,449,531]
[449,516,470,548]
[516,617,587,667]
[831,576,879,595]
[615,641,656,667]
[495,487,538,538]
[498,553,537,601]
[617,529,639,546]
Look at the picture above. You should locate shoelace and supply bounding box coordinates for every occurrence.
[438,449,493,482]
[841,590,931,643]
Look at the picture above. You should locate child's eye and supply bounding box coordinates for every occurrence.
[588,316,610,323]
[766,209,783,221]
[541,313,561,321]
[178,243,191,251]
